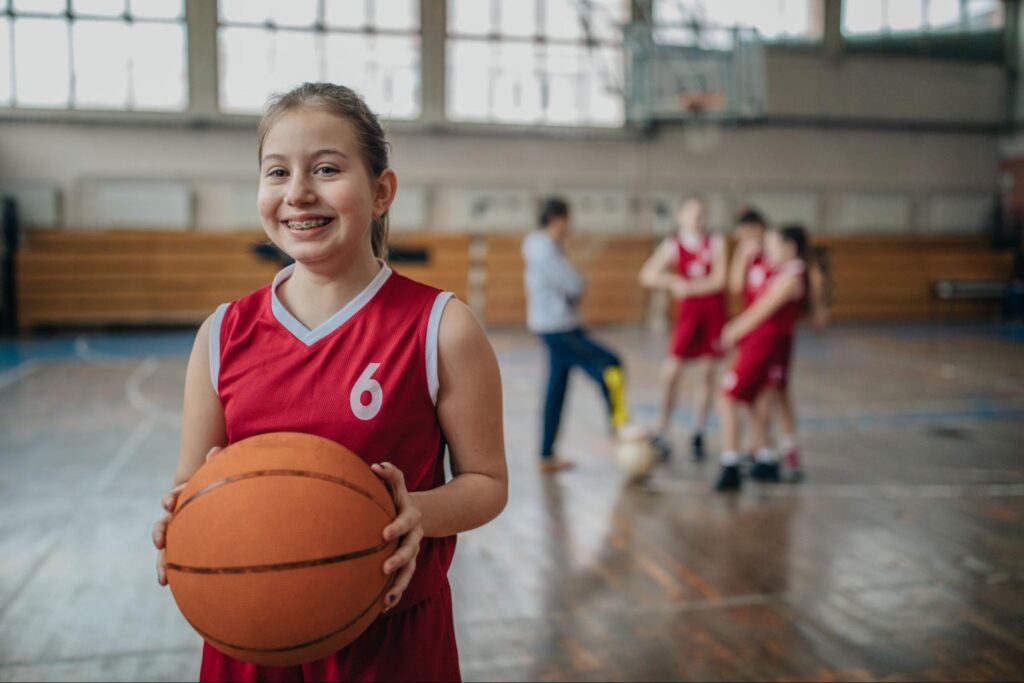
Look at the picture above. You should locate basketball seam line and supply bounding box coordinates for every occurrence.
[166,540,392,575]
[172,469,395,519]
[188,574,395,655]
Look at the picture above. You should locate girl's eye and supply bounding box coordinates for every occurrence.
[267,168,288,178]
[315,166,339,176]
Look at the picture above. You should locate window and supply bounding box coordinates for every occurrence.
[651,0,823,45]
[842,0,1004,37]
[0,0,187,110]
[217,0,420,120]
[447,0,628,127]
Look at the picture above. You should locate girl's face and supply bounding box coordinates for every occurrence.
[676,199,707,233]
[765,230,792,266]
[258,107,394,268]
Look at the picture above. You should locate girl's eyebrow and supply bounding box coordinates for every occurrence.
[260,149,350,164]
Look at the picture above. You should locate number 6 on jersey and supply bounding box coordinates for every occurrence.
[350,363,383,420]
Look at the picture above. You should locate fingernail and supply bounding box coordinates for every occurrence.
[387,594,396,604]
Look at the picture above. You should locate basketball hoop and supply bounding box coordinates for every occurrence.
[680,91,724,154]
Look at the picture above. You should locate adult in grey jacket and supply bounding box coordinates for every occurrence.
[522,197,629,472]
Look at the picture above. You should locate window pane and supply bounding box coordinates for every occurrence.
[886,0,923,32]
[129,0,182,20]
[927,0,961,30]
[13,0,66,14]
[373,0,418,31]
[219,25,272,112]
[447,39,491,120]
[544,0,582,41]
[449,0,490,35]
[0,0,7,10]
[130,21,186,109]
[219,0,268,25]
[584,45,622,125]
[0,18,11,104]
[72,0,125,16]
[14,17,70,106]
[499,0,535,38]
[492,41,540,123]
[585,0,628,43]
[269,29,321,97]
[73,19,129,108]
[269,0,317,28]
[843,0,884,34]
[324,0,367,29]
[326,33,418,119]
[546,44,581,124]
[967,0,1002,29]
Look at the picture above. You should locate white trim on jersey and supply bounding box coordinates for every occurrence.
[426,292,455,405]
[209,302,229,393]
[270,261,394,347]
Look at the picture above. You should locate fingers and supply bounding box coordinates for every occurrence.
[152,513,171,550]
[382,555,417,613]
[156,548,167,586]
[382,526,423,575]
[382,505,421,543]
[370,461,406,497]
[205,446,222,463]
[161,482,187,513]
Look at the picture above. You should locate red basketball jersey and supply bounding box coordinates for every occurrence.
[743,251,769,308]
[209,263,455,612]
[674,232,721,283]
[748,259,806,340]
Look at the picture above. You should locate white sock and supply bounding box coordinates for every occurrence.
[720,450,739,466]
[755,448,778,464]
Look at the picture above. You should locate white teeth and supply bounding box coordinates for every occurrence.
[286,218,331,230]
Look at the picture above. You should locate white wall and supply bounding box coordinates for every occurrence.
[0,51,1002,235]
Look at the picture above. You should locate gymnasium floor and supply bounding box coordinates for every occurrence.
[0,322,1022,682]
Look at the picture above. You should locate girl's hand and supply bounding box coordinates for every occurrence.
[370,461,424,614]
[721,322,740,350]
[153,446,221,586]
[670,278,690,300]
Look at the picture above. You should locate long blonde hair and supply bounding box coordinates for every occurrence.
[258,82,391,260]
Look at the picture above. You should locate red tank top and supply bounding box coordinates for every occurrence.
[743,252,769,308]
[750,259,806,339]
[209,263,455,612]
[673,232,727,309]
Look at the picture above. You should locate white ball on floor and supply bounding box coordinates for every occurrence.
[616,425,656,481]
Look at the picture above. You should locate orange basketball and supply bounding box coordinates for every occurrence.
[165,432,397,666]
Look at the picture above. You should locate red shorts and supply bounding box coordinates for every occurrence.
[767,335,793,390]
[670,295,726,360]
[199,582,460,683]
[721,332,787,404]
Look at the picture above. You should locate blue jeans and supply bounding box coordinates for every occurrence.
[538,328,623,458]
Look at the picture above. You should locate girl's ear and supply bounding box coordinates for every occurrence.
[373,168,398,218]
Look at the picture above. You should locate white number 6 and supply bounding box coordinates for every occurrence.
[350,363,383,421]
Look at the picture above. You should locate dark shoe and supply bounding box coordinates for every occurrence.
[751,461,781,483]
[783,466,805,483]
[714,464,742,492]
[650,435,672,463]
[691,433,705,462]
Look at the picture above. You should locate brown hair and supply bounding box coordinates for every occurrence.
[258,82,391,260]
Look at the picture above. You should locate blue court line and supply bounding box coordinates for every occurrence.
[0,331,197,369]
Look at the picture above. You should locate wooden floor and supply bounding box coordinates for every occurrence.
[0,323,1022,682]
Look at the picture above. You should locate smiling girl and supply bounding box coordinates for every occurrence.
[151,82,508,682]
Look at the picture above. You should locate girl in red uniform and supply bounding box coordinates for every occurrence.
[639,195,727,461]
[715,226,808,492]
[151,82,508,682]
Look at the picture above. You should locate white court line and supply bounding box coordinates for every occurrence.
[90,417,156,495]
[126,357,182,429]
[0,360,41,392]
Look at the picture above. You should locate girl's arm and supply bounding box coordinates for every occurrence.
[722,273,802,346]
[808,260,831,329]
[371,299,507,610]
[153,314,228,585]
[639,238,683,292]
[680,236,727,297]
[728,238,756,296]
